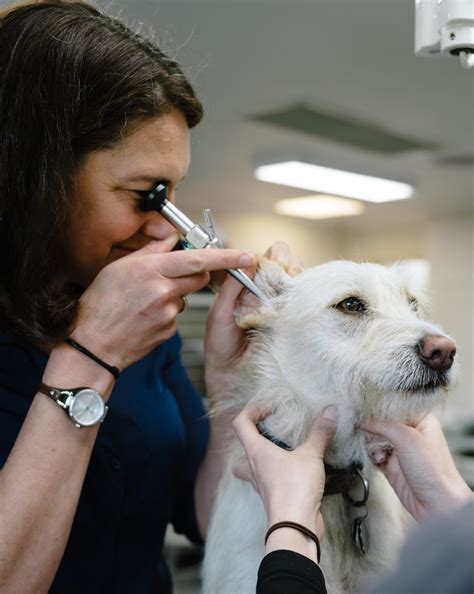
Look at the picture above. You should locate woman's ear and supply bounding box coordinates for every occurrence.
[234,258,295,329]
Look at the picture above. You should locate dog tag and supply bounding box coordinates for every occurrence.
[352,516,367,555]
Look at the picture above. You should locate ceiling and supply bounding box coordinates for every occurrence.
[91,1,474,230]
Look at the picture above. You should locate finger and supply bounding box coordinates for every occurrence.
[208,269,227,293]
[300,405,338,457]
[211,272,252,319]
[415,413,441,434]
[361,418,417,448]
[132,234,181,256]
[211,252,262,322]
[157,272,210,298]
[379,450,404,489]
[209,258,259,293]
[150,249,256,278]
[368,446,393,467]
[238,403,272,424]
[232,405,272,453]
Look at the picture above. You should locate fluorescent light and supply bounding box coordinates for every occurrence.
[274,195,365,219]
[255,161,414,202]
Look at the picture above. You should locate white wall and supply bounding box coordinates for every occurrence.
[425,216,474,424]
[219,213,339,267]
[335,225,426,263]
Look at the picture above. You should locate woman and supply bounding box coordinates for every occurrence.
[233,406,474,593]
[0,2,289,592]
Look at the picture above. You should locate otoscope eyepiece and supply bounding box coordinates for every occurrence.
[141,183,168,212]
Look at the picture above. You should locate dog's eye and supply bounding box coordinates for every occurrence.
[336,297,366,314]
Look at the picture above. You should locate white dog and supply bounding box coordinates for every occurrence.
[202,259,457,594]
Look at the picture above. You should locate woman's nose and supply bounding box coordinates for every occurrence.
[142,210,178,240]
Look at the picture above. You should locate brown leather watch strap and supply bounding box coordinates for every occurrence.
[37,382,78,406]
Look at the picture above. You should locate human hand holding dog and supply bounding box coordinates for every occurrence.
[204,240,302,402]
[363,414,473,522]
[232,405,337,563]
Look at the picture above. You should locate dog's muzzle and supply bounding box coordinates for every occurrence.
[388,334,456,394]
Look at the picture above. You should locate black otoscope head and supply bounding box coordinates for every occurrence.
[141,183,168,212]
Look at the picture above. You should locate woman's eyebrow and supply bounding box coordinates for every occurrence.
[124,174,187,184]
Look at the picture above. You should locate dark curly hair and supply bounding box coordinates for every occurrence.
[0,1,203,345]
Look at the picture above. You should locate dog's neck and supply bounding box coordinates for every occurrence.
[256,404,371,465]
[258,423,369,501]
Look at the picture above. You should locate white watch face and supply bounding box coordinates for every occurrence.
[69,389,105,427]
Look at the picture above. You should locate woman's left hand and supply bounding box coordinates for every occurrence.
[204,241,303,401]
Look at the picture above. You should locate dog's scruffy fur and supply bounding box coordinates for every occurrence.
[202,259,458,594]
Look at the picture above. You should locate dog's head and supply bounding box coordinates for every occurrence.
[236,259,458,428]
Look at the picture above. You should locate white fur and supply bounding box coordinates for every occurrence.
[202,260,458,594]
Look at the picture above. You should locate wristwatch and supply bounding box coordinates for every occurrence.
[38,382,108,428]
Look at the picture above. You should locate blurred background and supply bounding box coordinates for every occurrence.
[86,0,474,590]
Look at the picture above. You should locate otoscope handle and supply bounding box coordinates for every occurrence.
[141,184,266,301]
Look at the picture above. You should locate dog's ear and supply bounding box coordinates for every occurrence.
[235,257,294,328]
[392,260,431,314]
[393,260,429,291]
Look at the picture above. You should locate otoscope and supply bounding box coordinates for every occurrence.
[141,183,267,302]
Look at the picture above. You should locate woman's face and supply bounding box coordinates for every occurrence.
[70,110,190,287]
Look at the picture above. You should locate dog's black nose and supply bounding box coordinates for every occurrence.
[418,336,456,371]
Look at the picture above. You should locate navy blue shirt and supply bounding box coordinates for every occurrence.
[0,333,209,594]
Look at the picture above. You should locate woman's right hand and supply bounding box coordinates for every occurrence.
[69,242,255,371]
[363,414,473,522]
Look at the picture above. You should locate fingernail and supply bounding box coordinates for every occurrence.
[239,253,255,267]
[372,452,385,465]
[322,405,337,421]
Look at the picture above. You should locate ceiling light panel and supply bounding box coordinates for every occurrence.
[274,195,365,220]
[256,161,414,202]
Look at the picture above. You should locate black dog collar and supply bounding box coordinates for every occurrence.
[257,423,369,503]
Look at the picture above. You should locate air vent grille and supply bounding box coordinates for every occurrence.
[249,103,438,154]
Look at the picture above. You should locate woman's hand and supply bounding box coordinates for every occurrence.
[363,414,473,522]
[69,242,255,371]
[232,405,338,542]
[204,241,303,402]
